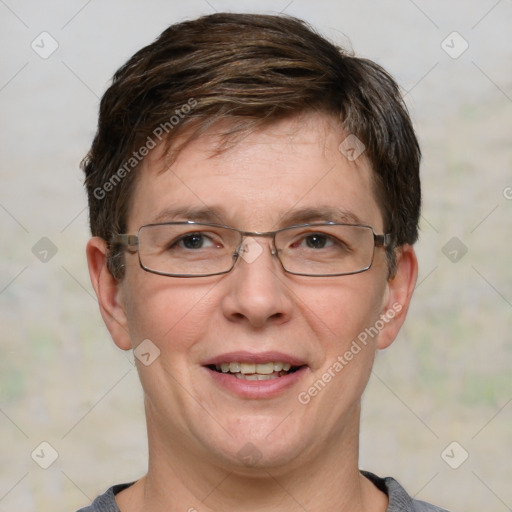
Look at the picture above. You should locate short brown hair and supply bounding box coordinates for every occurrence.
[82,12,421,279]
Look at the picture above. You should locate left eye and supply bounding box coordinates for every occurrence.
[295,233,335,249]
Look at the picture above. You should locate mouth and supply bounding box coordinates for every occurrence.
[203,351,308,398]
[207,361,302,381]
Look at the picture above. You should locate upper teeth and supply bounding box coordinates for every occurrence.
[216,362,292,374]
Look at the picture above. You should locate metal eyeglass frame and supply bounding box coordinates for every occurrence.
[113,221,392,278]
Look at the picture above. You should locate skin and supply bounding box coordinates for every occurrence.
[87,112,418,512]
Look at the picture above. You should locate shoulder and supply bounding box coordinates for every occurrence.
[75,483,132,512]
[361,471,451,512]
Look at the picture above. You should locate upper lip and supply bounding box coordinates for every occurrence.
[203,351,308,367]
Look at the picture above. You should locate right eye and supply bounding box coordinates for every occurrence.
[169,232,220,250]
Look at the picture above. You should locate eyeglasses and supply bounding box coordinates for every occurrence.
[113,221,392,278]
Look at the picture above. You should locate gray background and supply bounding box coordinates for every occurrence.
[1,0,511,511]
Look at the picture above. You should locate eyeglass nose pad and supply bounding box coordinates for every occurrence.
[232,239,251,260]
[233,243,243,259]
[233,236,277,265]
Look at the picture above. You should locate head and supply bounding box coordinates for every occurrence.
[84,13,420,475]
[83,13,420,279]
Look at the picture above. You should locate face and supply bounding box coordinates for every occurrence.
[91,113,414,474]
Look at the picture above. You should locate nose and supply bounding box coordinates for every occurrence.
[220,237,293,328]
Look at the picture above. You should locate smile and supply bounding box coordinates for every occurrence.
[211,361,299,380]
[203,351,308,398]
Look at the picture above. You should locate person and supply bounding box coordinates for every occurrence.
[79,12,449,512]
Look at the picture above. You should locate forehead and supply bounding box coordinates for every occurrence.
[128,113,382,231]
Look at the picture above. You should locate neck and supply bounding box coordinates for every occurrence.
[116,402,388,512]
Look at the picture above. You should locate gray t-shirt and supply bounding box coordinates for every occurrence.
[76,471,449,511]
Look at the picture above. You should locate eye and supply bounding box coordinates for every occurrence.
[302,233,332,249]
[291,232,337,250]
[286,230,352,254]
[171,232,219,250]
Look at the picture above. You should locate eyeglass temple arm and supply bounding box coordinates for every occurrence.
[375,233,392,248]
[113,234,139,252]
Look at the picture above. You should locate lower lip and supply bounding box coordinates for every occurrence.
[204,366,308,399]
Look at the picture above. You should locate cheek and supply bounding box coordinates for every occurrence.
[294,275,386,348]
[122,270,218,352]
[294,277,388,423]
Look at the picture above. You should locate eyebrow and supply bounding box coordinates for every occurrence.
[149,206,224,225]
[149,205,364,227]
[276,207,363,227]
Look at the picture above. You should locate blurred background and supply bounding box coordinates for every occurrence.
[1,1,511,511]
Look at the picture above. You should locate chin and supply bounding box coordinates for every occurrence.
[201,418,310,473]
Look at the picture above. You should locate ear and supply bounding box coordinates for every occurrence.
[377,244,418,350]
[86,237,132,351]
